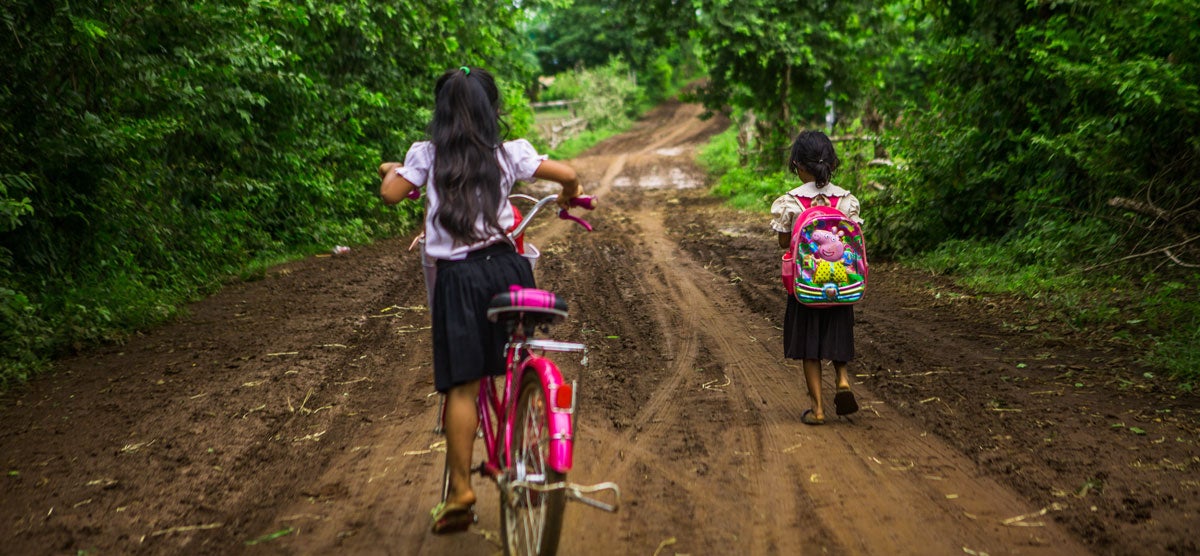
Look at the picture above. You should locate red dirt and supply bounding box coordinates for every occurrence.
[2,100,1198,556]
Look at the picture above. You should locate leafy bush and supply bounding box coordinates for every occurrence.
[699,126,789,211]
[536,59,645,158]
[0,0,539,385]
[571,58,641,131]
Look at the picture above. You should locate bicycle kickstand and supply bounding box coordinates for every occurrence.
[565,481,622,513]
[509,480,622,513]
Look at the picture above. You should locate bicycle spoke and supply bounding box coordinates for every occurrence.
[519,392,545,550]
[502,370,567,555]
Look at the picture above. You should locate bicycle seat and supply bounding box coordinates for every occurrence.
[487,286,568,325]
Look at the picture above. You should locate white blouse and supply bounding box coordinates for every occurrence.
[398,139,547,260]
[770,182,863,233]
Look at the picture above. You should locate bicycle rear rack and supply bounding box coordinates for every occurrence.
[505,479,622,513]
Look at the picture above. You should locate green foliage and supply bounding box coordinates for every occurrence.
[526,0,698,103]
[0,0,540,384]
[697,126,788,211]
[573,59,641,130]
[878,0,1199,253]
[684,0,1199,383]
[541,58,643,127]
[545,127,623,161]
[689,0,903,165]
[536,59,646,159]
[0,174,34,233]
[502,79,536,140]
[696,126,742,176]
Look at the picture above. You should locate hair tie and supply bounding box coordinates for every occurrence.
[460,66,470,75]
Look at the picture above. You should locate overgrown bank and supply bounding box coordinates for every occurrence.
[699,125,1199,386]
[0,1,689,387]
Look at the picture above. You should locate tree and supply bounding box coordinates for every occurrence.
[688,0,902,167]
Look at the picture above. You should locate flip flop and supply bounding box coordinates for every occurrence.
[430,501,476,535]
[834,389,859,416]
[801,409,825,426]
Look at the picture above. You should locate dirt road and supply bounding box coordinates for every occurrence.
[2,100,1197,555]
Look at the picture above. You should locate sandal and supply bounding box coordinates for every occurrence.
[801,409,825,426]
[834,388,859,416]
[430,501,476,535]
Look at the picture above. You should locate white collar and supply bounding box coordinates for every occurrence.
[787,181,850,197]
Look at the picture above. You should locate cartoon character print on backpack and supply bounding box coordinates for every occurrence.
[787,202,868,306]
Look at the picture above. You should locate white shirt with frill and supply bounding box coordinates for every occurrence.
[398,139,547,260]
[770,182,863,234]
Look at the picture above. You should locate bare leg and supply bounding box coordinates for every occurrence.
[833,361,851,390]
[803,358,825,420]
[444,379,481,507]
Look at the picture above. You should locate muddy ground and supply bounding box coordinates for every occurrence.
[2,100,1198,556]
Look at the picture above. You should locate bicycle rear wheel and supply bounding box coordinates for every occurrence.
[501,370,566,555]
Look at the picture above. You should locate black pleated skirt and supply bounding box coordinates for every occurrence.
[432,242,536,393]
[782,295,855,361]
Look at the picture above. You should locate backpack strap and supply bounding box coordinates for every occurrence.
[792,193,841,211]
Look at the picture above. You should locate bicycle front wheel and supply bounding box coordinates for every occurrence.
[501,370,566,555]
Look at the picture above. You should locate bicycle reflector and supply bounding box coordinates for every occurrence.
[553,383,574,410]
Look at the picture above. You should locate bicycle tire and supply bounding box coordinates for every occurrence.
[501,369,567,555]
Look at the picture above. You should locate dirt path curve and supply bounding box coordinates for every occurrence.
[2,99,1197,556]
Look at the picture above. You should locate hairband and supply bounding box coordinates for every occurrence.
[460,66,470,75]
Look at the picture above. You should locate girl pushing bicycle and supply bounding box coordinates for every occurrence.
[378,65,583,535]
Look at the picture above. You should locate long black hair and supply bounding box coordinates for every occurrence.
[429,66,508,244]
[789,130,840,188]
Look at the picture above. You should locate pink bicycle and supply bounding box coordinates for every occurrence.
[431,193,620,555]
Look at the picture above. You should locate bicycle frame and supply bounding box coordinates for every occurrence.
[477,337,582,478]
[432,192,619,545]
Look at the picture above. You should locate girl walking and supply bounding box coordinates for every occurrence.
[770,130,863,425]
[378,66,583,533]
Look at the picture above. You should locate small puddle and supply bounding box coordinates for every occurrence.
[613,167,701,189]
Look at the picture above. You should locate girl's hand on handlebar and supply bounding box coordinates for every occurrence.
[557,195,597,231]
[556,182,583,211]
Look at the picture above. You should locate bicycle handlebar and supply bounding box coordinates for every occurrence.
[508,194,596,239]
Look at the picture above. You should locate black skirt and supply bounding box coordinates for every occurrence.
[782,295,855,362]
[432,242,536,393]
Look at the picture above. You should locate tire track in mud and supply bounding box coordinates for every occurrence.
[551,102,1091,555]
[6,96,1183,556]
[266,100,1091,556]
[576,190,835,555]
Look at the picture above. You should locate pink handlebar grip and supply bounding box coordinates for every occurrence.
[559,195,596,231]
[568,195,597,210]
[558,195,596,231]
[406,187,421,200]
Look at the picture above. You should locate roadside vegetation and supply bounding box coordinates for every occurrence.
[3,0,1196,388]
[0,1,693,386]
[692,1,1198,385]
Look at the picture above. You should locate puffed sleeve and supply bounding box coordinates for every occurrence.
[396,142,433,187]
[505,139,548,182]
[840,193,864,225]
[770,194,801,233]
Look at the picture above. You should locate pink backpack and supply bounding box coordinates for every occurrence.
[781,195,869,307]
